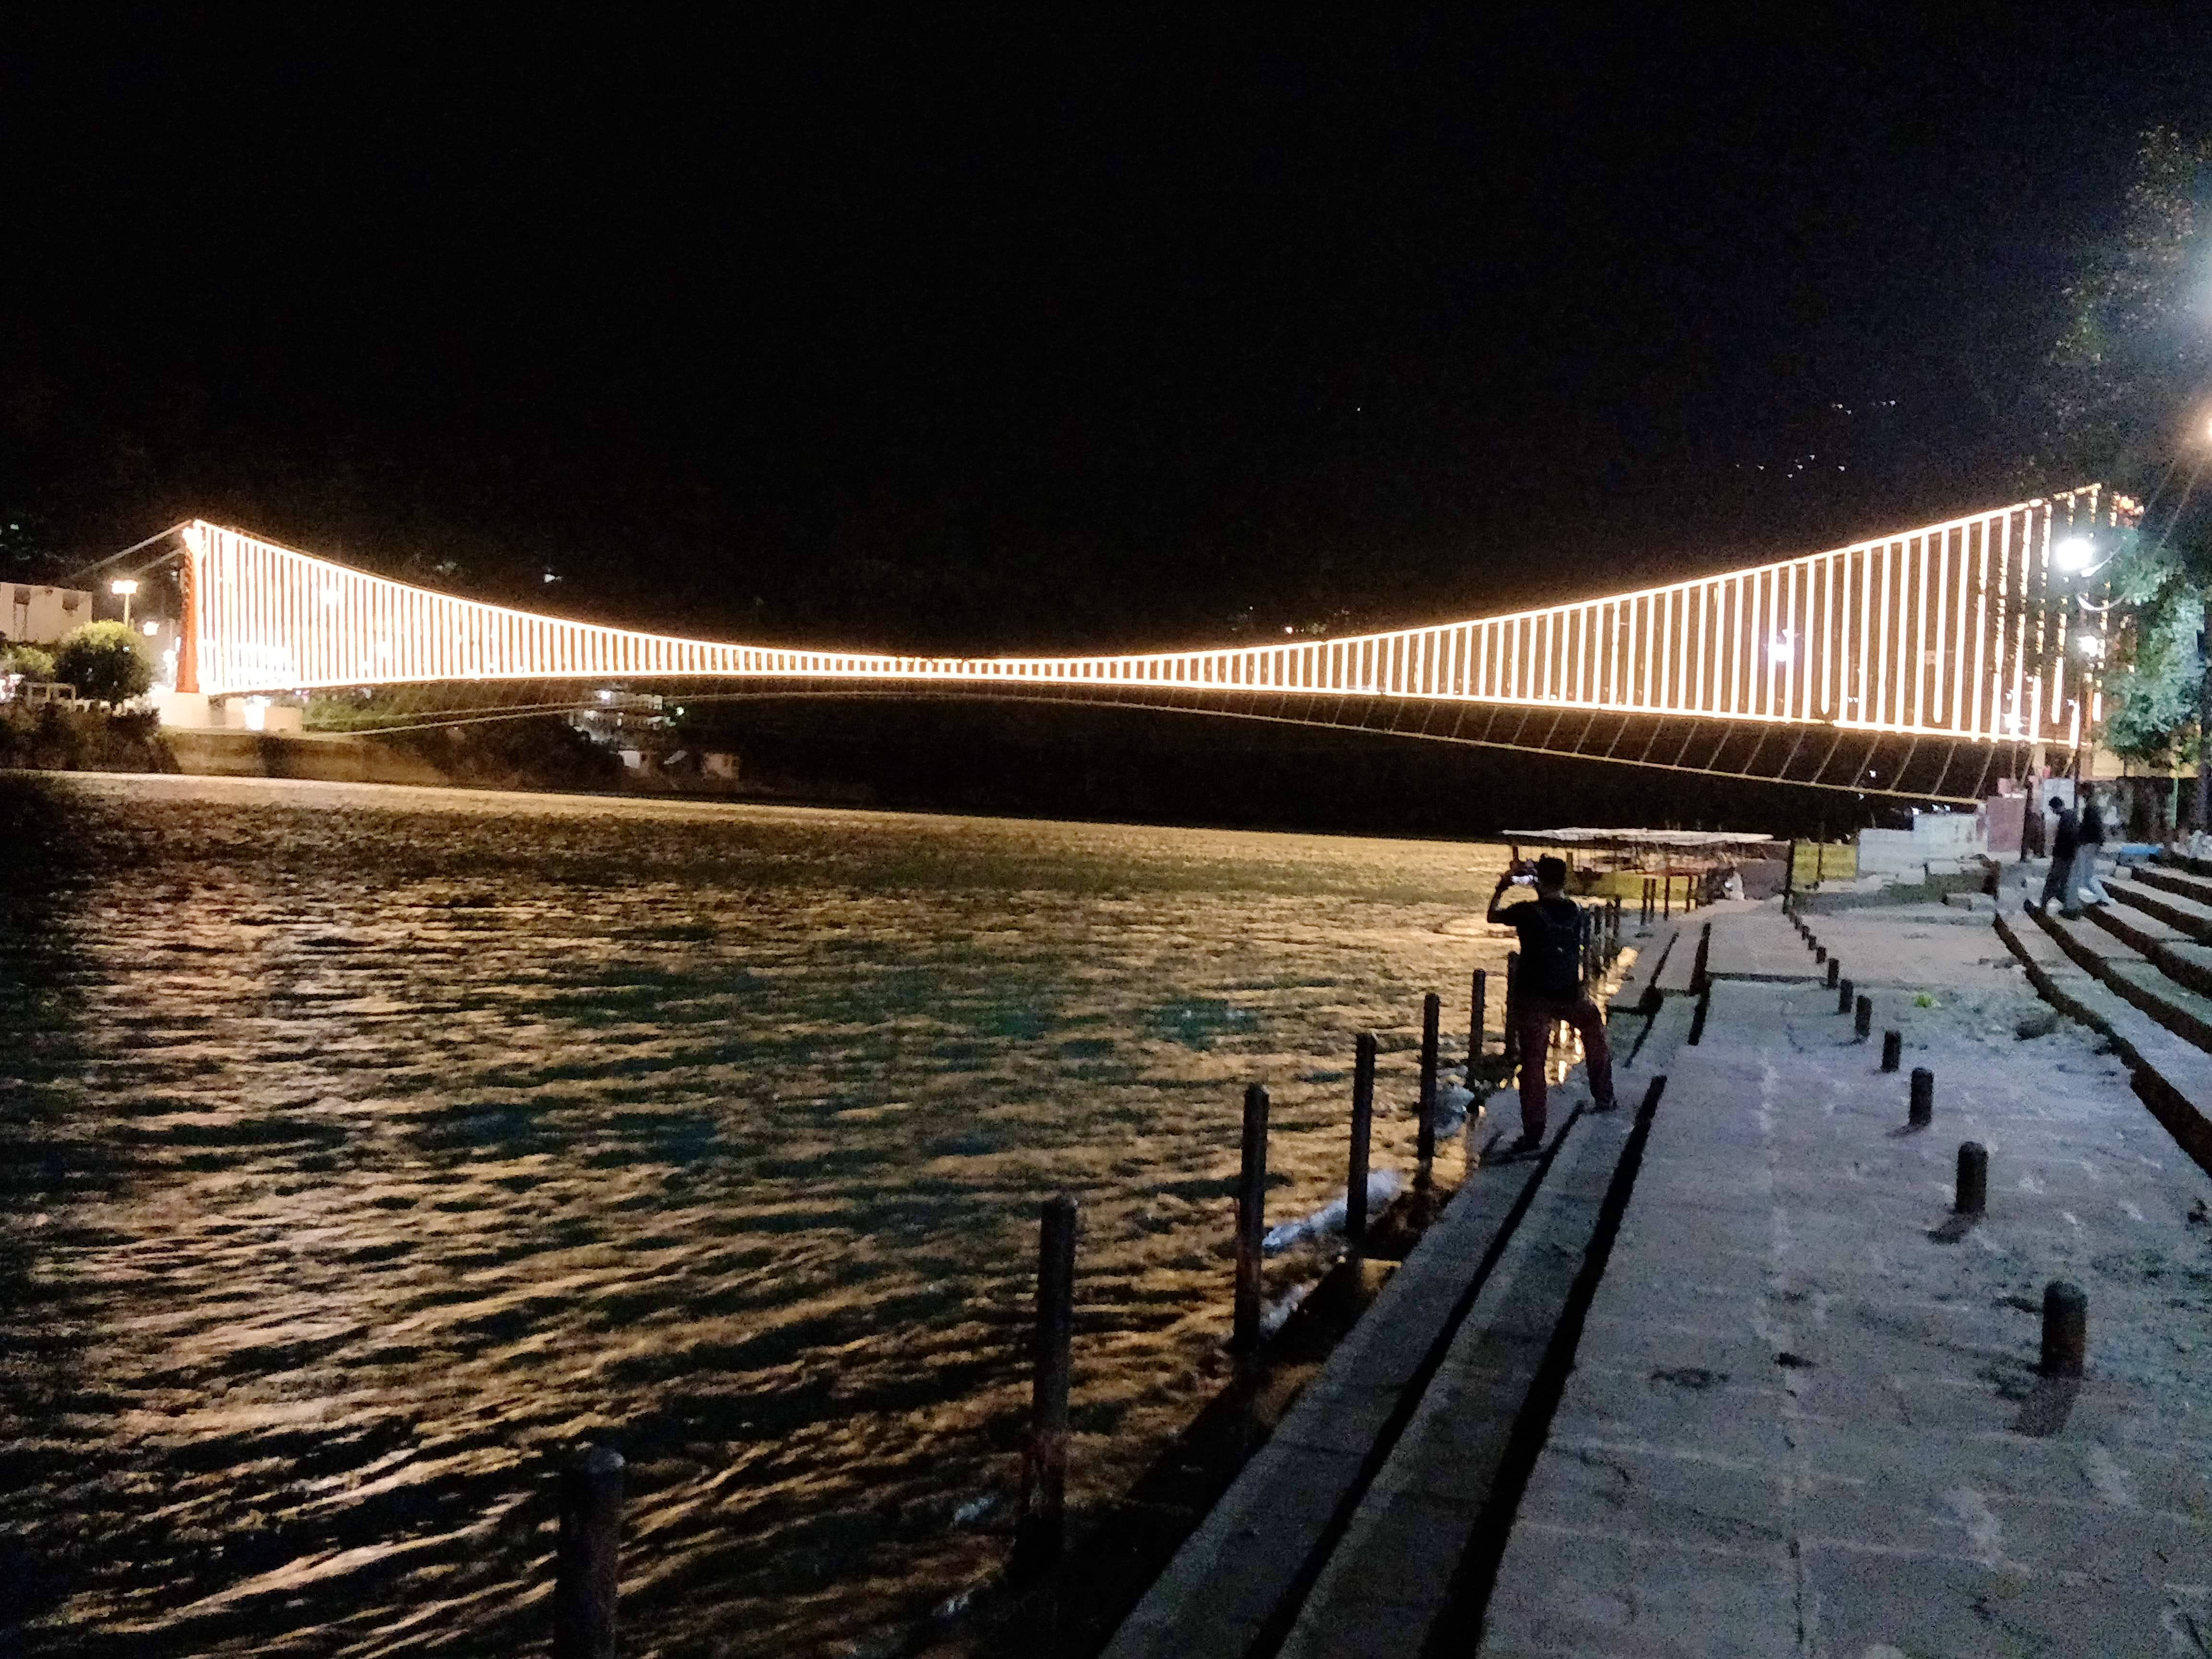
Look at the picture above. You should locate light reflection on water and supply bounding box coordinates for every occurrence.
[0,775,1516,1657]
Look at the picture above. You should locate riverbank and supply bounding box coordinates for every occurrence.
[1051,888,2212,1657]
[161,718,625,791]
[0,704,173,773]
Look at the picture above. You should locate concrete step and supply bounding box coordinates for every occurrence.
[2128,859,2212,913]
[2154,847,2212,880]
[1994,909,2212,1177]
[2101,866,2212,947]
[1607,923,1680,1014]
[2030,903,2212,1054]
[1654,920,1707,996]
[1703,908,1825,983]
[1272,1088,1636,1658]
[1102,1002,1684,1659]
[2081,888,2212,1001]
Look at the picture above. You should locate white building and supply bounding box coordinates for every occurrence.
[5,583,92,644]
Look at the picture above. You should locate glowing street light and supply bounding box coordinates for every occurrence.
[110,577,139,628]
[2053,535,2096,573]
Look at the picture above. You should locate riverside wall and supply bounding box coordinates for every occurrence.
[164,728,454,786]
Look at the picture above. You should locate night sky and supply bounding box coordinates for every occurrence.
[6,11,2212,654]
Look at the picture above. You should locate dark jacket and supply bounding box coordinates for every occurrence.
[2079,802,2105,845]
[1502,894,1586,1001]
[2050,807,2080,861]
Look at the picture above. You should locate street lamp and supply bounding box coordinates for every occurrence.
[110,577,138,628]
[2053,535,2097,573]
[2048,523,2131,788]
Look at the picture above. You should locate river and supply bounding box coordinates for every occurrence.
[0,773,1522,1657]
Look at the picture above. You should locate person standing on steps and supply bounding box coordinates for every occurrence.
[1487,854,1617,1158]
[2076,788,2112,905]
[2036,796,2081,917]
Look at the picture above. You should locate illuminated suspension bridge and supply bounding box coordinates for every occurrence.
[166,487,2128,802]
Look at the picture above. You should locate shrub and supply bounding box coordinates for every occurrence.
[53,622,153,706]
[2,642,57,682]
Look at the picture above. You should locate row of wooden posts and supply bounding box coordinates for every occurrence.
[547,896,1637,1652]
[1010,897,1629,1578]
[1631,868,1732,926]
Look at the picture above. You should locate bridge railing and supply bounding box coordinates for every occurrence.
[181,486,2123,748]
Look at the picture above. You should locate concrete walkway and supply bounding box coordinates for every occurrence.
[1100,898,2212,1659]
[1481,906,2212,1657]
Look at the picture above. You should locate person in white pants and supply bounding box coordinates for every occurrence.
[2077,788,2112,905]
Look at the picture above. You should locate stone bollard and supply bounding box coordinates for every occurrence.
[553,1445,625,1659]
[1232,1083,1269,1354]
[1837,977,1854,1015]
[1881,1030,1902,1072]
[1014,1194,1078,1577]
[2040,1280,2086,1377]
[1909,1067,1934,1126]
[1815,945,1827,963]
[1825,958,1840,988]
[1854,995,1872,1041]
[1955,1142,1987,1214]
[1346,1034,1376,1258]
[1417,992,1441,1185]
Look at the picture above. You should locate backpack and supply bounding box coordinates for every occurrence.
[1519,899,1585,1000]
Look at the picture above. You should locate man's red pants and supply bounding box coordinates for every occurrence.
[1513,994,1614,1140]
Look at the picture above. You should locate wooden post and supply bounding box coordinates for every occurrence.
[1468,968,1488,1068]
[1662,863,1672,918]
[1418,992,1440,1185]
[553,1445,625,1659]
[1955,1142,1987,1214]
[1232,1083,1269,1354]
[2041,1280,2086,1377]
[1346,1033,1376,1258]
[1014,1194,1077,1577]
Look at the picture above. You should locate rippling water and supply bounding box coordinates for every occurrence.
[0,774,1520,1657]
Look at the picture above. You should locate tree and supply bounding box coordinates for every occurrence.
[2034,128,2212,818]
[53,622,153,706]
[2092,524,2196,768]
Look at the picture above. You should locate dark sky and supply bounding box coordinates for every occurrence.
[5,9,2211,651]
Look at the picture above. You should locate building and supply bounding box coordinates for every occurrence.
[5,584,92,644]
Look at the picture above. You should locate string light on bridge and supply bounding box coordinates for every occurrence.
[170,489,2127,778]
